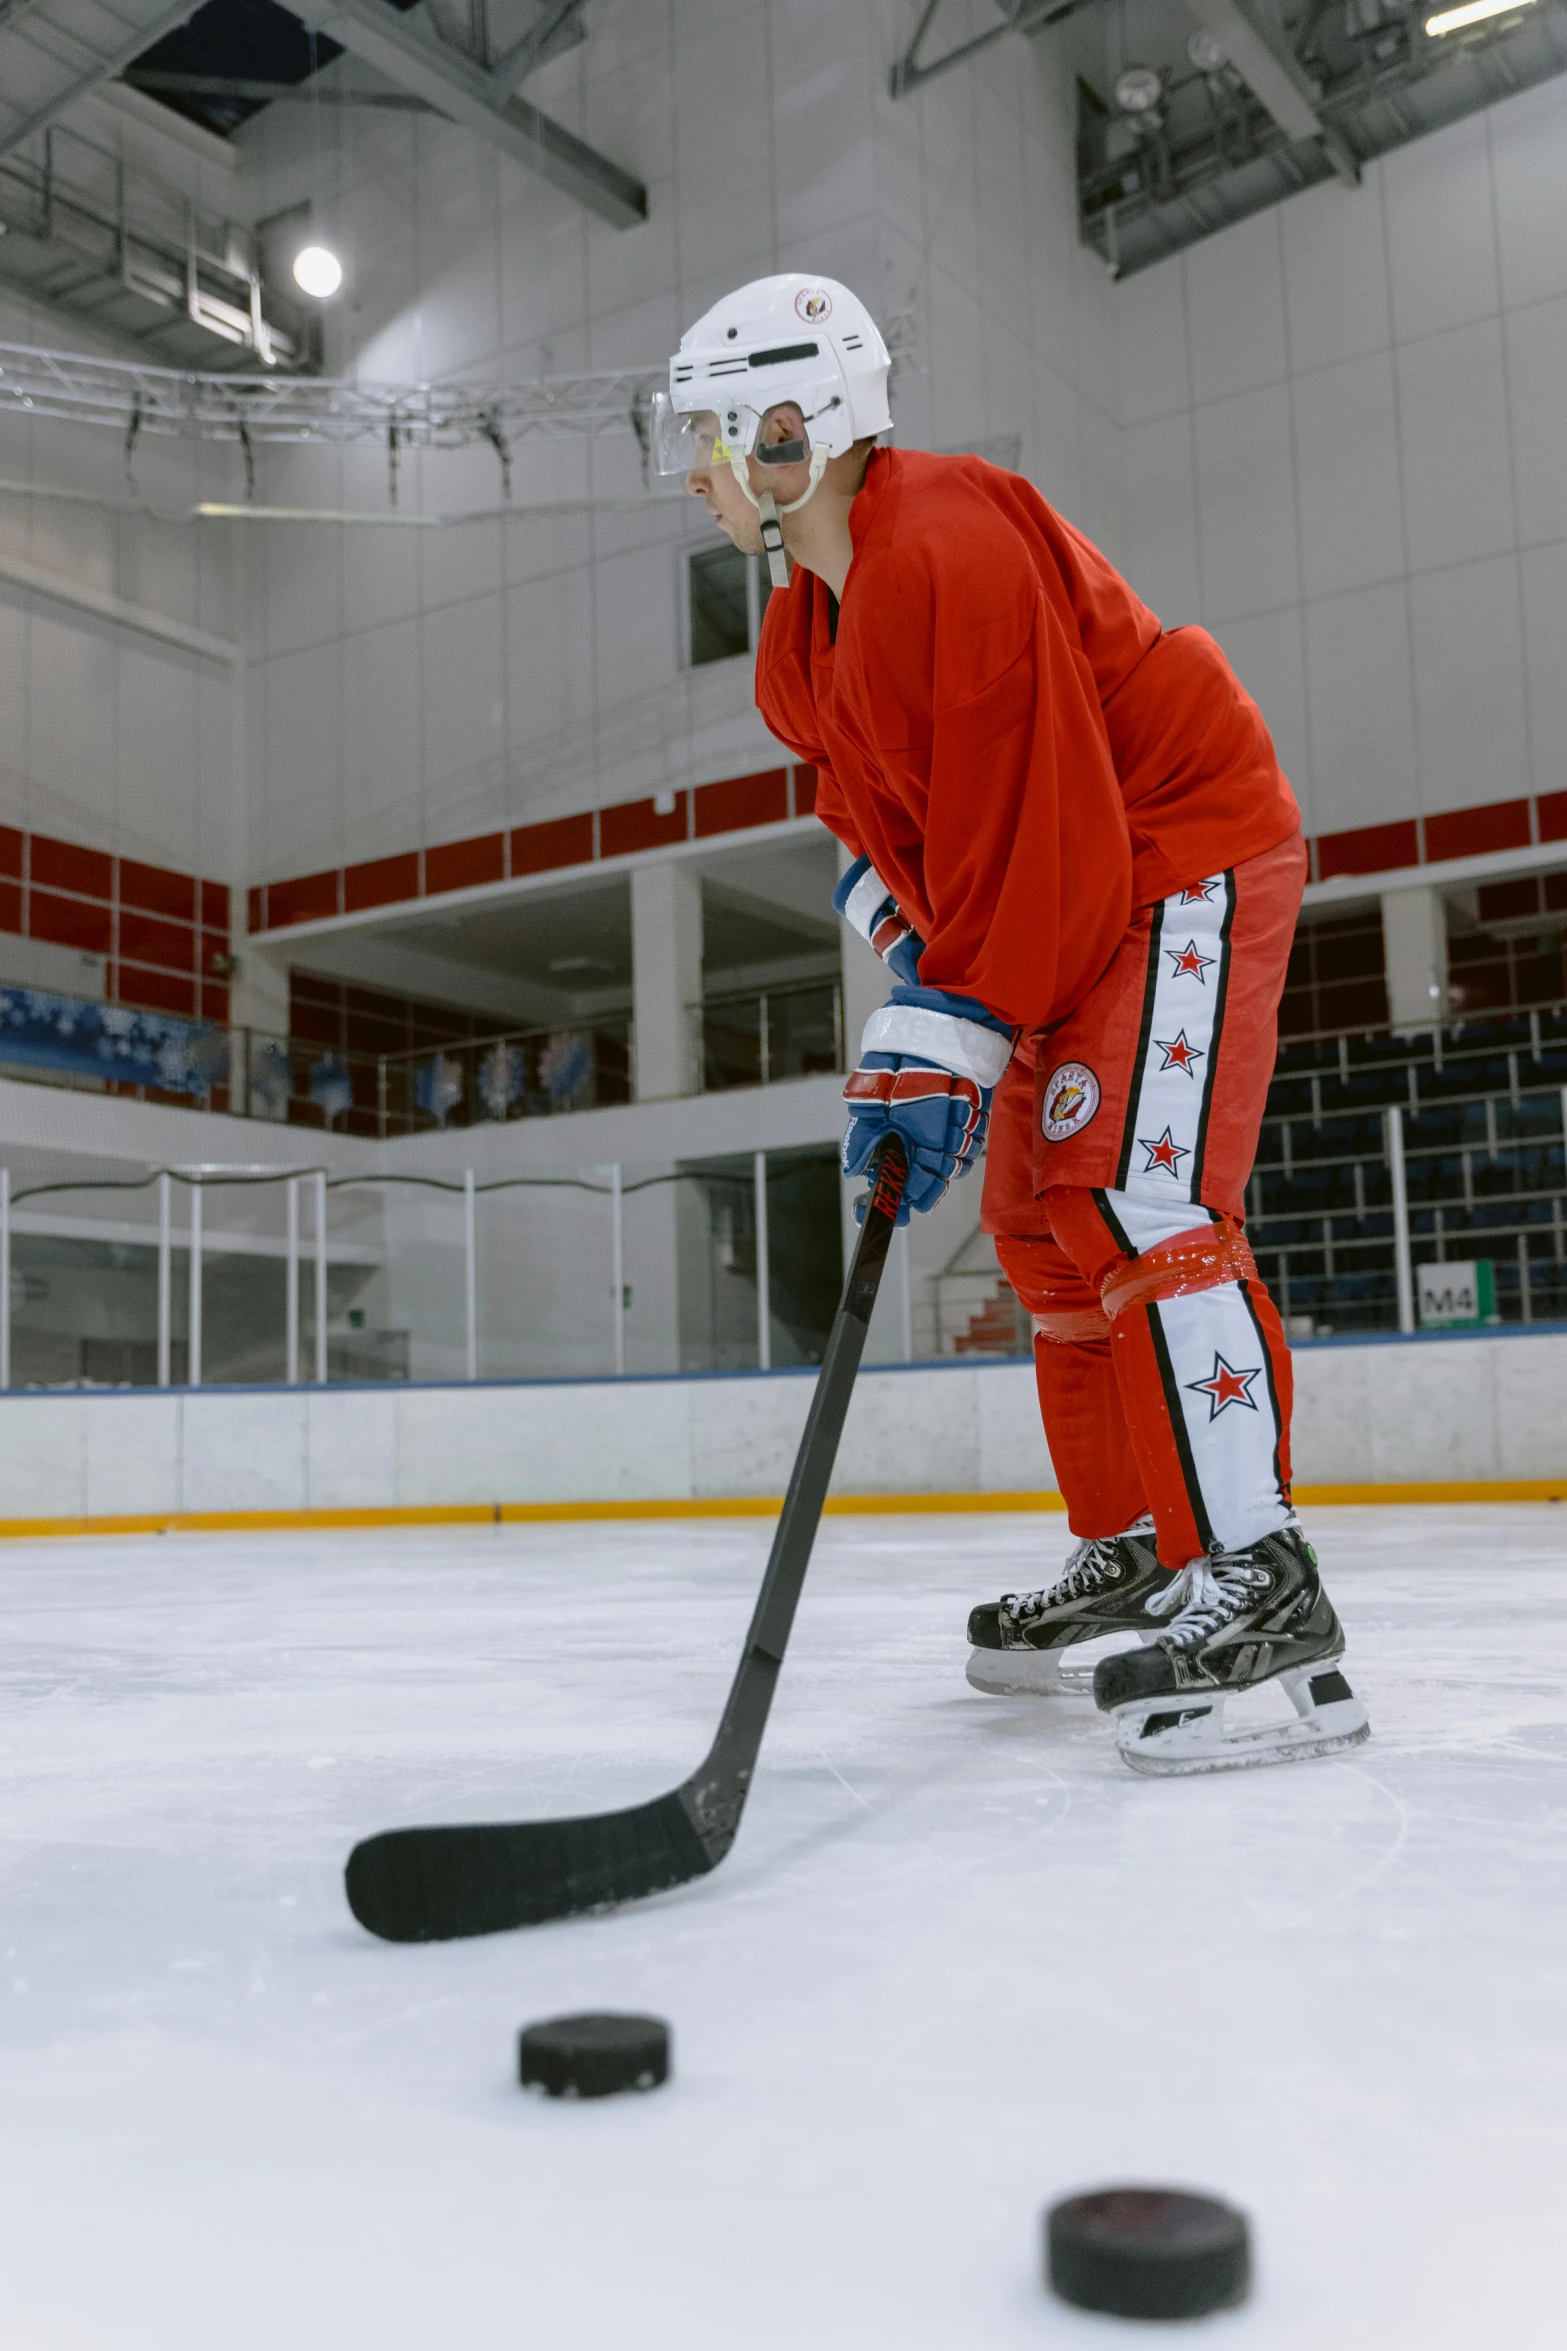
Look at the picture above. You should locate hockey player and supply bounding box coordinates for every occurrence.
[652,273,1369,1776]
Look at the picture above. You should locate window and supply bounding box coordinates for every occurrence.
[686,544,772,667]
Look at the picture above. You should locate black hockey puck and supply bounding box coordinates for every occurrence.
[1045,2185,1250,2319]
[518,2011,670,2100]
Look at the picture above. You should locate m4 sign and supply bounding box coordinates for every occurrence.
[1417,1260,1496,1329]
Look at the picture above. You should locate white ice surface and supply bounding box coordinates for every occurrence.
[1,1508,1564,2348]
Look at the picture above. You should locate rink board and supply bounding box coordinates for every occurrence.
[0,1324,1560,1532]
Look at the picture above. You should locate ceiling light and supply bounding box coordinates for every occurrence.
[1114,65,1164,114]
[549,955,613,976]
[1187,29,1228,71]
[1425,0,1535,29]
[292,244,343,299]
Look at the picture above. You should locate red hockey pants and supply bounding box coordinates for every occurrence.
[982,831,1306,1570]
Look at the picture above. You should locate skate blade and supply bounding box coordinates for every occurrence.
[1112,1666,1371,1778]
[966,1630,1153,1700]
[966,1646,1078,1697]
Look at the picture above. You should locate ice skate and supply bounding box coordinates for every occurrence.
[1092,1524,1370,1775]
[966,1518,1164,1696]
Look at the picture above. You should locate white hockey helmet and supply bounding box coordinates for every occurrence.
[652,273,891,583]
[652,271,891,472]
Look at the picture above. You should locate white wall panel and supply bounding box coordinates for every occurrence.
[1520,541,1567,795]
[1210,608,1311,823]
[1112,73,1566,845]
[116,641,201,870]
[24,607,118,840]
[1292,352,1405,601]
[1121,413,1201,623]
[1304,582,1420,837]
[1489,78,1567,310]
[1280,172,1392,376]
[1185,211,1288,403]
[1504,293,1567,553]
[1114,257,1191,426]
[342,619,423,861]
[1381,112,1500,343]
[1395,320,1516,575]
[1192,385,1299,622]
[1409,555,1531,815]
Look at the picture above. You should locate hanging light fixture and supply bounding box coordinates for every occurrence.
[292,244,344,298]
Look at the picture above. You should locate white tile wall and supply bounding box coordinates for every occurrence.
[1280,172,1392,376]
[1505,294,1567,553]
[1192,385,1299,622]
[1489,79,1567,310]
[1408,555,1531,816]
[1209,608,1311,824]
[233,0,1121,881]
[1122,413,1200,623]
[1185,212,1289,403]
[1381,112,1500,343]
[5,7,1559,899]
[1395,320,1516,575]
[1303,583,1419,838]
[1292,352,1405,601]
[1519,541,1567,798]
[1113,73,1567,840]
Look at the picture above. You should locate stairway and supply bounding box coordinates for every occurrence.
[954,1280,1029,1356]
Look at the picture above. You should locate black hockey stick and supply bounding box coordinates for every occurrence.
[344,1134,908,1942]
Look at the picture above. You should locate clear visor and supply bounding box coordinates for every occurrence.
[649,392,736,477]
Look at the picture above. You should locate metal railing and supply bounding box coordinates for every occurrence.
[0,1151,804,1392]
[1248,1008,1567,1335]
[693,976,843,1093]
[0,980,632,1134]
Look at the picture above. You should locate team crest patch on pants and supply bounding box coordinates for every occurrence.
[1041,1061,1100,1142]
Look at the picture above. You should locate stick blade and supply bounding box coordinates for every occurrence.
[344,1786,719,1942]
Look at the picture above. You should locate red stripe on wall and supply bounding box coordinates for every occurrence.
[599,793,691,858]
[29,836,113,901]
[1314,818,1419,879]
[693,767,789,838]
[119,856,196,922]
[344,852,421,914]
[1423,799,1532,862]
[510,812,594,878]
[28,889,113,955]
[425,833,504,894]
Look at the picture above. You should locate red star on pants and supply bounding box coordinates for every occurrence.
[1155,1029,1204,1076]
[1179,880,1220,904]
[1187,1354,1261,1420]
[1139,1126,1188,1177]
[1166,938,1215,983]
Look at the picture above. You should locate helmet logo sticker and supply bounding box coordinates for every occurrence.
[1041,1062,1100,1143]
[795,286,832,322]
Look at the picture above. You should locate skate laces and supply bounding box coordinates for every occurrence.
[1003,1519,1154,1620]
[1145,1551,1271,1648]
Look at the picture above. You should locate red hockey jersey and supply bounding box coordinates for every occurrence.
[755,447,1299,1034]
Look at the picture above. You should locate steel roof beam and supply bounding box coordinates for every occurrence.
[1183,0,1360,184]
[485,0,586,98]
[311,0,645,229]
[0,0,208,161]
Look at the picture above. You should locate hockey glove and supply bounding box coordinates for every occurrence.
[832,855,925,989]
[842,987,1015,1224]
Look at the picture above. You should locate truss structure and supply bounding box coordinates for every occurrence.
[0,309,917,457]
[0,338,660,447]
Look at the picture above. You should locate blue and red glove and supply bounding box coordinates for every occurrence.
[832,855,925,989]
[841,987,1015,1224]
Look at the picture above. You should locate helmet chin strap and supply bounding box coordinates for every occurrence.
[728,443,830,589]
